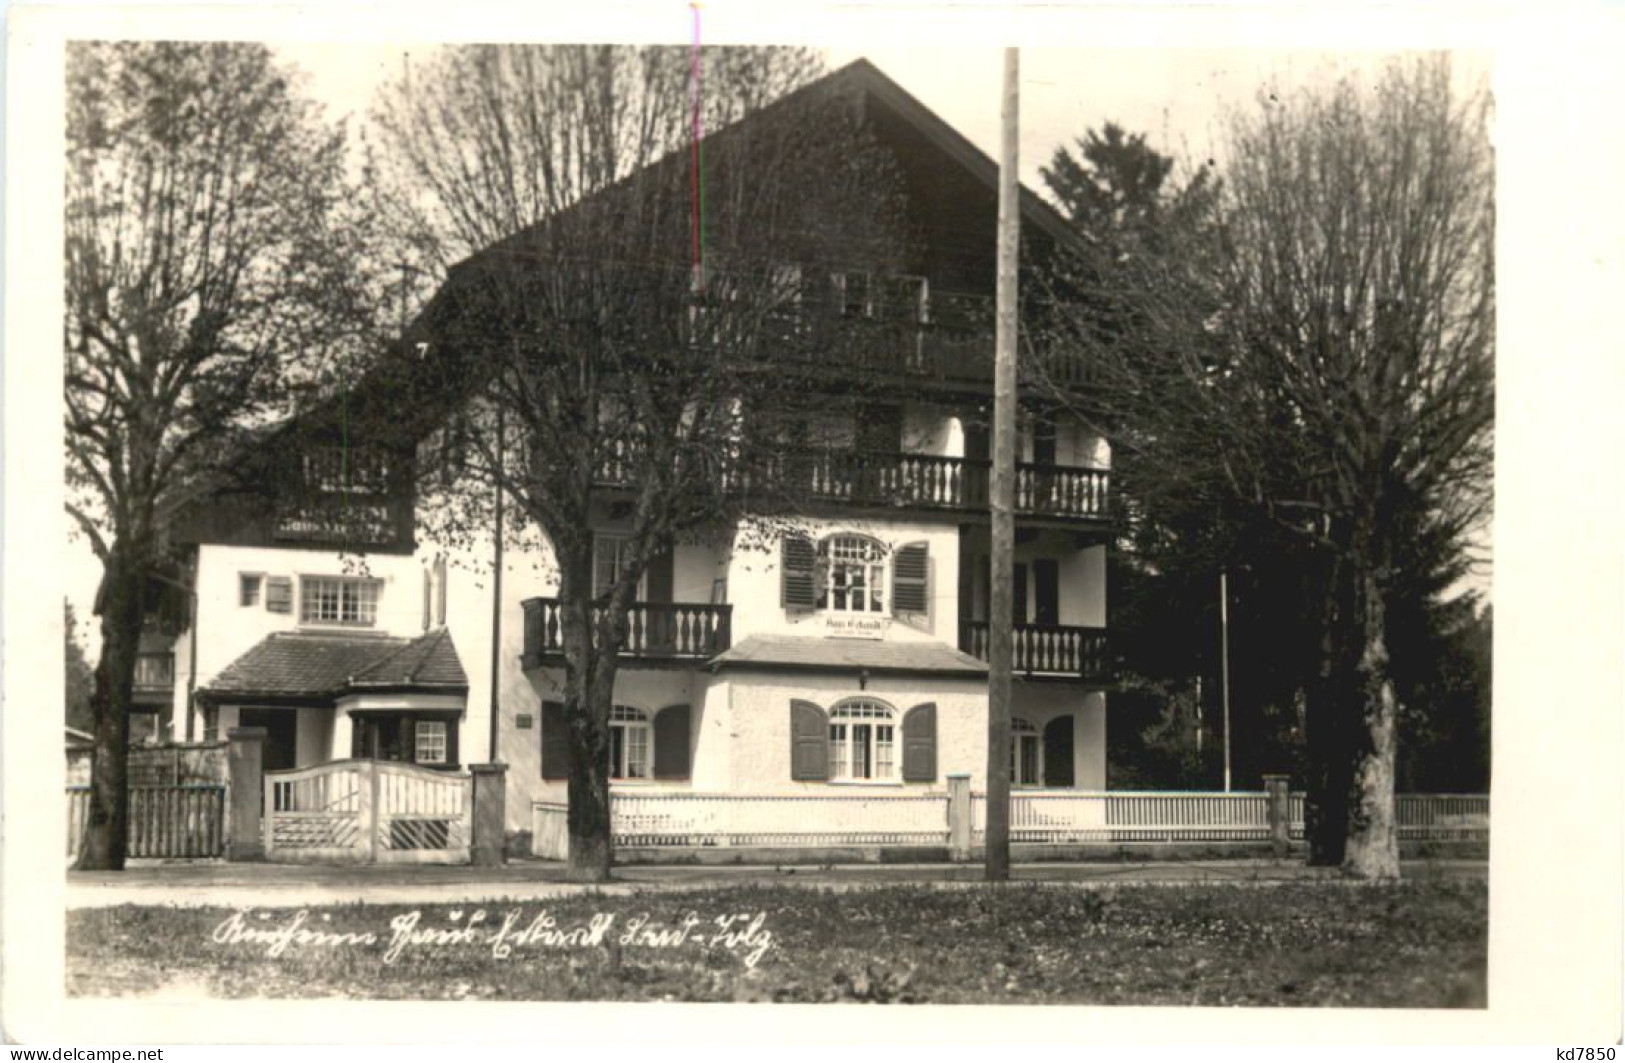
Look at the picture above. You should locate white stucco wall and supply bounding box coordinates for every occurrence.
[1010,685,1108,790]
[189,543,430,690]
[1058,545,1107,628]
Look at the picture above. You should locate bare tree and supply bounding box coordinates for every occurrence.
[65,42,382,869]
[1038,56,1493,878]
[367,45,910,881]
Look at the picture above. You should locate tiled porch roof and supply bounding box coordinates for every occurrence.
[198,629,467,705]
[708,634,988,678]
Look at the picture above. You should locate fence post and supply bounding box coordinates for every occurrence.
[469,763,509,867]
[947,773,972,861]
[1262,773,1291,856]
[226,727,266,862]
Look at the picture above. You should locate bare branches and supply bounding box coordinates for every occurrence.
[65,42,386,556]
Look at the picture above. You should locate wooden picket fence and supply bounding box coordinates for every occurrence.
[264,759,473,864]
[535,789,1490,854]
[65,784,228,859]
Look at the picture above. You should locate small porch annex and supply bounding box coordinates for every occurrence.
[196,627,470,773]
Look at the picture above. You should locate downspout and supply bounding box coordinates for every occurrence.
[487,406,504,763]
[184,551,199,741]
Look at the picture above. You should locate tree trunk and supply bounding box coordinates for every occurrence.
[1341,564,1401,879]
[557,542,617,883]
[77,546,144,871]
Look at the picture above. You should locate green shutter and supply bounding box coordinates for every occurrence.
[781,534,817,610]
[901,703,937,782]
[540,701,569,780]
[653,704,691,780]
[790,699,829,780]
[645,547,674,604]
[892,541,930,620]
[1034,558,1060,627]
[1043,715,1075,788]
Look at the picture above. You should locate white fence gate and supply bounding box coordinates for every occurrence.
[265,759,473,864]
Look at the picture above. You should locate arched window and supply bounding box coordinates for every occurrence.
[828,698,898,781]
[818,534,887,614]
[1011,717,1042,787]
[609,705,651,780]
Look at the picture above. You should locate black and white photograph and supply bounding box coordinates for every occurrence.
[3,0,1622,1049]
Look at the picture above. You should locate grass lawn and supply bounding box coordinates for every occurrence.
[67,880,1487,1006]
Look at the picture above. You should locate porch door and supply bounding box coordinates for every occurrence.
[238,708,298,773]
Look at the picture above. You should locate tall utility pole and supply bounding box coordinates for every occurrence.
[1220,569,1232,792]
[985,47,1019,883]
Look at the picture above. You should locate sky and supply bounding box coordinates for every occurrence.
[276,43,1431,197]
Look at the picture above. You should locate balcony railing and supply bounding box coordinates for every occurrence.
[521,598,732,666]
[133,653,175,691]
[755,291,1096,389]
[594,442,1109,524]
[958,621,1109,681]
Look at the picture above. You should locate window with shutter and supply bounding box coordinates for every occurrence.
[900,703,937,783]
[892,541,930,629]
[789,699,829,780]
[781,535,817,611]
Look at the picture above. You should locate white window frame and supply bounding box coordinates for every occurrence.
[240,573,263,608]
[414,720,448,765]
[817,534,888,615]
[609,704,651,781]
[593,536,647,601]
[1012,716,1043,787]
[827,698,898,783]
[298,575,382,628]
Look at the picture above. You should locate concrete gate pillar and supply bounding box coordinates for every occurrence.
[226,726,266,861]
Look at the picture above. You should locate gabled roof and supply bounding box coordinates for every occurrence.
[197,629,467,705]
[447,57,1079,281]
[709,633,988,678]
[348,627,468,691]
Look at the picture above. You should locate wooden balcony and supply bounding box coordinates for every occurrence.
[594,444,1109,526]
[521,598,732,669]
[958,621,1110,682]
[756,291,1097,392]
